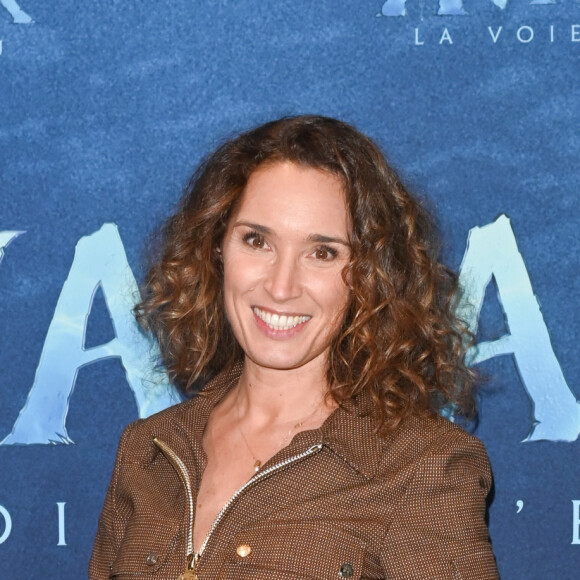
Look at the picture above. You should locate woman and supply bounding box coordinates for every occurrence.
[90,116,498,579]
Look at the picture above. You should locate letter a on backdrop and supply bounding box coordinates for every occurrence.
[1,224,180,445]
[457,215,580,442]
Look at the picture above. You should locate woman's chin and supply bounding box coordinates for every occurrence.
[243,349,326,374]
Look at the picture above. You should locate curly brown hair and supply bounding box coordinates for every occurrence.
[136,115,476,432]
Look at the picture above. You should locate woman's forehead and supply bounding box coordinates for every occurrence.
[231,162,349,237]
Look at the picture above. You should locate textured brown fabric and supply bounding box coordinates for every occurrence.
[90,365,499,579]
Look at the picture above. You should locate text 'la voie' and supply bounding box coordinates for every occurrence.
[413,23,580,45]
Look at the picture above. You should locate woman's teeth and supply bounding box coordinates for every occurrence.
[253,307,310,330]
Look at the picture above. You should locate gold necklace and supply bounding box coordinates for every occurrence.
[236,395,322,473]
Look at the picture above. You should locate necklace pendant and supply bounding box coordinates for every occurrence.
[178,572,197,580]
[253,460,262,472]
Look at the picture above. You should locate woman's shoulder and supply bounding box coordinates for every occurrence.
[124,395,199,434]
[376,412,491,477]
[107,397,201,466]
[397,412,484,448]
[116,365,241,450]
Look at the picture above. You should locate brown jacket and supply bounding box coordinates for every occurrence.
[90,365,499,579]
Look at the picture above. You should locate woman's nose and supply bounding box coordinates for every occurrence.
[264,254,301,302]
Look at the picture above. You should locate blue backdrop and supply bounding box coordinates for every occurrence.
[0,1,579,578]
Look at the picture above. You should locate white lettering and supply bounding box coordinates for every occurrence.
[414,27,424,45]
[57,502,66,546]
[0,505,12,544]
[457,215,580,442]
[439,27,453,45]
[438,0,467,15]
[1,224,180,445]
[391,0,511,16]
[488,26,503,43]
[381,0,407,16]
[0,0,32,24]
[572,24,580,42]
[573,501,580,544]
[517,26,534,43]
[0,231,25,265]
[550,25,554,43]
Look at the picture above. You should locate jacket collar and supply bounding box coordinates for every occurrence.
[316,395,383,479]
[177,362,383,480]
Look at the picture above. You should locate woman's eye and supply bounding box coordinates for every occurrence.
[314,246,337,260]
[242,232,265,249]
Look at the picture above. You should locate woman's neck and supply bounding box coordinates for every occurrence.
[229,357,336,428]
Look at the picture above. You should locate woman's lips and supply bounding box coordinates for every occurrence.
[252,306,311,332]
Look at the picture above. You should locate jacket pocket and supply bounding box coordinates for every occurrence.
[219,520,367,580]
[451,548,499,580]
[110,516,180,578]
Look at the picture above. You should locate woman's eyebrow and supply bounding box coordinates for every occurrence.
[232,221,272,234]
[233,221,349,246]
[307,233,350,246]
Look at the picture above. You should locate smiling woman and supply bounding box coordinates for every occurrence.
[90,116,499,580]
[222,162,351,372]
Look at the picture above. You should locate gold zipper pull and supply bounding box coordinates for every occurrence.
[178,553,199,580]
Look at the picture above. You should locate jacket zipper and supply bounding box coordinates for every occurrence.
[154,437,323,579]
[153,438,196,556]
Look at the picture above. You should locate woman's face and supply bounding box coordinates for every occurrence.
[221,161,351,375]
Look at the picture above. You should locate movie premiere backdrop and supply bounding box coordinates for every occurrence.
[0,1,578,578]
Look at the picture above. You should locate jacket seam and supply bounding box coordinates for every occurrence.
[378,426,464,551]
[110,420,142,550]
